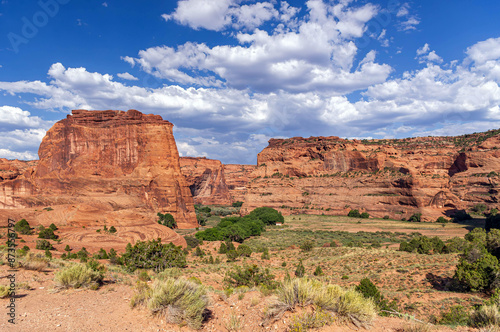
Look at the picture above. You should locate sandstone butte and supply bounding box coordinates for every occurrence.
[0,109,199,249]
[240,131,500,221]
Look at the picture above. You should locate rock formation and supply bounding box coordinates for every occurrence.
[0,109,201,249]
[180,157,232,205]
[223,164,256,203]
[241,131,500,220]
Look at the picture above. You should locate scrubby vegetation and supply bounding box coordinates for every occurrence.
[130,278,209,329]
[38,226,58,240]
[54,262,104,289]
[14,219,33,235]
[265,278,376,328]
[120,239,186,272]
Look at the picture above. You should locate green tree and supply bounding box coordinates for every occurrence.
[248,207,284,225]
[157,213,177,229]
[14,219,33,235]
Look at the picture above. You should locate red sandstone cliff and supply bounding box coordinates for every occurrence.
[223,164,256,202]
[241,131,500,220]
[180,157,232,205]
[0,110,199,248]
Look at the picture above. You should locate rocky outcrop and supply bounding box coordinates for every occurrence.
[223,164,256,203]
[180,157,232,205]
[242,131,500,220]
[0,110,200,248]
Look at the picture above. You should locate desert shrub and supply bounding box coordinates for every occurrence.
[218,242,228,254]
[360,212,370,218]
[184,236,201,250]
[19,252,49,271]
[94,248,108,260]
[77,247,90,262]
[236,244,252,257]
[408,213,422,222]
[226,250,238,262]
[313,265,324,276]
[261,247,270,260]
[64,245,71,252]
[232,201,243,208]
[49,223,58,231]
[454,245,499,292]
[382,215,390,220]
[436,216,449,223]
[465,228,487,244]
[300,240,314,252]
[14,219,32,235]
[157,212,177,229]
[108,226,117,233]
[195,205,211,214]
[399,236,445,254]
[138,270,151,282]
[487,228,500,259]
[248,207,284,225]
[0,285,9,298]
[224,264,277,289]
[17,245,30,256]
[348,209,360,218]
[193,246,205,257]
[54,263,104,289]
[470,304,500,327]
[453,210,472,222]
[438,305,470,326]
[355,278,398,316]
[444,237,469,253]
[35,239,53,250]
[38,226,58,240]
[120,239,186,272]
[295,260,306,277]
[196,213,208,226]
[266,278,376,327]
[130,278,209,329]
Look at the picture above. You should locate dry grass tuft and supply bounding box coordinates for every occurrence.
[131,277,209,329]
[265,278,376,328]
[19,252,49,271]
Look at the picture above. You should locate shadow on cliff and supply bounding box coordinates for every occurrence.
[444,208,486,232]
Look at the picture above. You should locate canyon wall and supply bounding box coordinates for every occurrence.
[0,110,202,248]
[241,132,500,220]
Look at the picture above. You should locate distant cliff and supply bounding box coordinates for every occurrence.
[241,131,500,220]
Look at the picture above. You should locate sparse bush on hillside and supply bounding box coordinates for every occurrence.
[236,244,252,257]
[436,216,449,223]
[360,212,370,218]
[224,264,277,289]
[130,278,209,329]
[185,235,202,249]
[35,239,53,250]
[355,278,398,316]
[471,203,488,215]
[19,252,49,271]
[348,209,360,218]
[14,219,32,235]
[295,260,305,277]
[120,239,186,272]
[300,240,314,252]
[49,223,58,231]
[38,226,58,240]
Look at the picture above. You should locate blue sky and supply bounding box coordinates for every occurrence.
[1,0,500,164]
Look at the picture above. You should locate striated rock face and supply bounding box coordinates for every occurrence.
[223,164,256,203]
[180,157,232,205]
[0,110,200,247]
[242,131,500,220]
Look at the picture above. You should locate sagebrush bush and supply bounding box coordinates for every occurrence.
[131,278,209,329]
[55,263,104,289]
[35,239,53,250]
[266,278,376,327]
[300,240,314,252]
